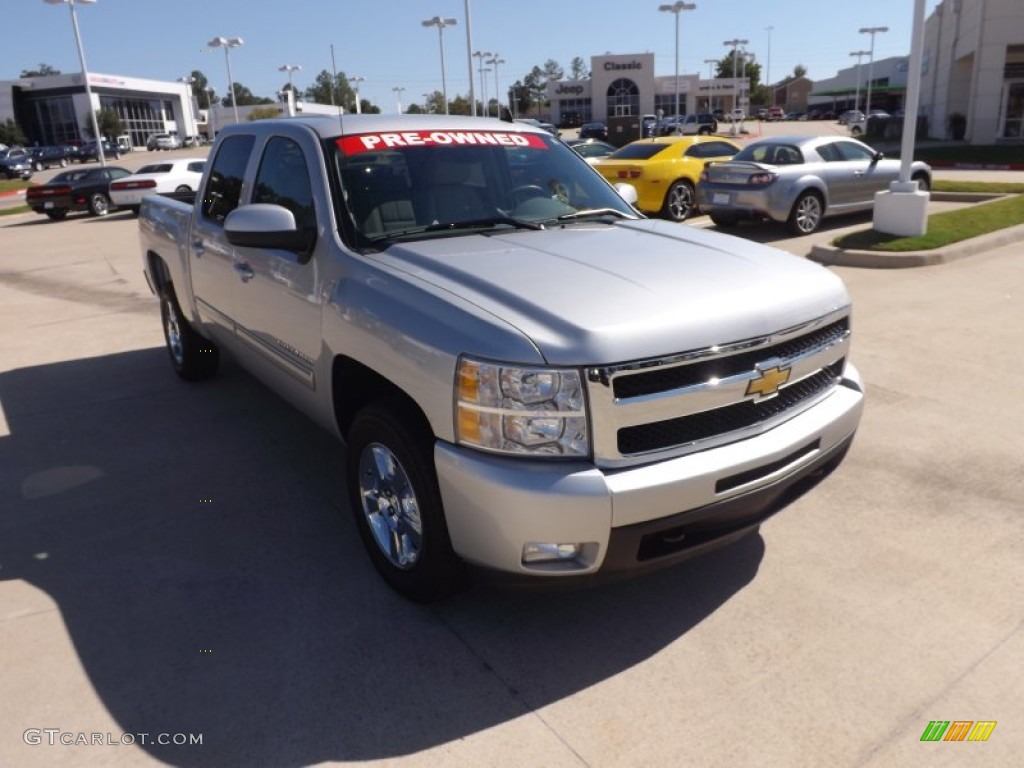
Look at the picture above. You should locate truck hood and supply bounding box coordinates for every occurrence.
[374,220,851,365]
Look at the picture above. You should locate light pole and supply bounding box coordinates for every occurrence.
[849,50,870,112]
[723,38,748,135]
[658,2,697,124]
[422,93,432,113]
[206,86,216,138]
[278,64,301,116]
[350,75,365,114]
[178,75,197,138]
[487,55,505,116]
[208,36,244,124]
[44,0,105,166]
[859,26,888,118]
[422,16,457,115]
[393,86,406,114]
[473,51,491,115]
[704,58,717,112]
[463,0,476,116]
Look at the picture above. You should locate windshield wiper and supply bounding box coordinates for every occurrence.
[424,215,544,232]
[554,208,636,222]
[367,215,543,244]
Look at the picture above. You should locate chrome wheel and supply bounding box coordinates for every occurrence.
[162,294,185,367]
[89,192,110,216]
[663,180,695,222]
[358,443,422,570]
[790,192,822,235]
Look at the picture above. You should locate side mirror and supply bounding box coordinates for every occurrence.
[613,183,638,206]
[873,150,885,163]
[224,203,316,259]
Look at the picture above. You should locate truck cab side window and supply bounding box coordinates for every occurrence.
[252,137,315,230]
[201,135,255,225]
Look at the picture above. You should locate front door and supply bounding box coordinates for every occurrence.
[1002,82,1024,139]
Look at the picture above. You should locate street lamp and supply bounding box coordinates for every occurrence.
[205,86,216,138]
[178,75,197,138]
[208,36,244,124]
[765,25,774,88]
[278,64,301,117]
[463,0,476,116]
[473,51,492,116]
[723,38,749,135]
[350,75,365,114]
[422,16,457,115]
[393,85,406,114]
[849,50,870,112]
[658,2,697,124]
[487,55,505,116]
[704,58,717,112]
[859,26,888,118]
[44,0,105,166]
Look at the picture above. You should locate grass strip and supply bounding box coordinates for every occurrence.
[932,180,1024,194]
[834,194,1024,252]
[0,205,30,216]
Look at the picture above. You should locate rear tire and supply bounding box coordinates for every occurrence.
[662,179,696,222]
[45,209,68,221]
[709,211,739,227]
[159,284,219,381]
[787,191,823,235]
[346,401,465,602]
[88,192,111,216]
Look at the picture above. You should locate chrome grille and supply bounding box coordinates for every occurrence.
[585,309,851,467]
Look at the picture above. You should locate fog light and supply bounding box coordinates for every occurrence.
[523,542,580,564]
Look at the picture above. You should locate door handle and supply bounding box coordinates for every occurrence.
[191,240,205,257]
[233,261,255,283]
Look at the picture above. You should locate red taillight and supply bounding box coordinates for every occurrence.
[111,179,157,191]
[26,185,71,200]
[616,170,641,179]
[748,173,776,185]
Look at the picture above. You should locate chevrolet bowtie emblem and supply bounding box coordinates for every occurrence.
[745,365,791,398]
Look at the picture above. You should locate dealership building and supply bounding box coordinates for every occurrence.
[0,72,201,149]
[0,71,340,149]
[545,53,750,127]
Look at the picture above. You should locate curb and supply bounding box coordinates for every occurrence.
[0,188,27,199]
[808,222,1024,269]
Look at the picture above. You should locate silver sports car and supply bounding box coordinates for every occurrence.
[697,135,931,235]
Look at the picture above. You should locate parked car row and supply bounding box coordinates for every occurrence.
[23,158,206,221]
[572,131,931,236]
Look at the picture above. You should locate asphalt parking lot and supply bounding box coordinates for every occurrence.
[1,130,1022,767]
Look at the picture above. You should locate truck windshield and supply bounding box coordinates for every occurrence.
[329,129,638,245]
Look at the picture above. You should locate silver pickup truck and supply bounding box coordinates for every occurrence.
[139,115,864,601]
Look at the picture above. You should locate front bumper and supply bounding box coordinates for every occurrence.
[435,367,863,578]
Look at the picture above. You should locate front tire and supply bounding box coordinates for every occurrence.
[662,179,696,222]
[88,192,111,216]
[787,191,823,235]
[912,172,931,192]
[159,284,219,381]
[347,402,465,602]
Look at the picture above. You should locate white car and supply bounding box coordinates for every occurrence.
[108,158,206,213]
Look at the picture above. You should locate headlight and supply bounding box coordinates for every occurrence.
[456,357,589,458]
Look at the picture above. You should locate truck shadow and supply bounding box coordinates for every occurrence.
[0,348,772,766]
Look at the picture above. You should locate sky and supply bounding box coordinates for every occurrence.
[5,0,941,112]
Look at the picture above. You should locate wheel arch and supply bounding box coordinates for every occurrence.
[331,355,433,443]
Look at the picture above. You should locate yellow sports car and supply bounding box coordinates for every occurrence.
[593,136,740,221]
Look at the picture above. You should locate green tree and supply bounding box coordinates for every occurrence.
[523,66,547,117]
[247,106,283,121]
[569,56,589,80]
[20,63,60,78]
[541,59,564,83]
[222,82,273,107]
[97,107,123,139]
[304,69,355,109]
[713,53,762,91]
[793,64,807,79]
[0,118,28,146]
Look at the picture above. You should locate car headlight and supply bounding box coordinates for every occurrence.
[456,357,589,458]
